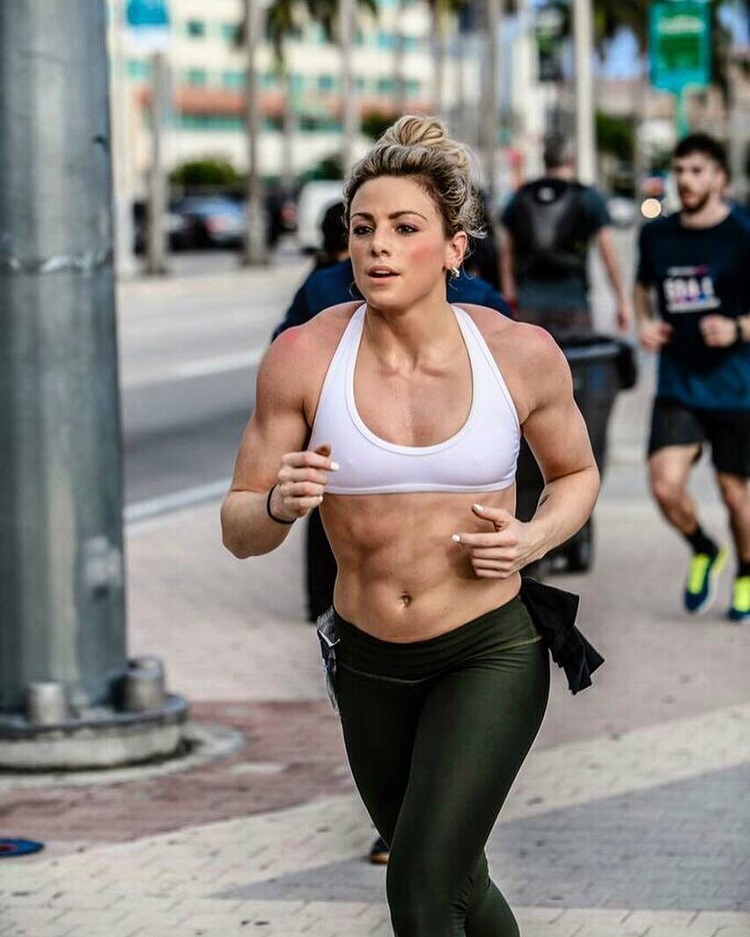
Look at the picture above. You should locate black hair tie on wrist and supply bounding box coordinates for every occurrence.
[735,319,744,345]
[266,485,296,525]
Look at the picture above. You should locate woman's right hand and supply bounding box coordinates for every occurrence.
[270,443,339,522]
[638,320,672,352]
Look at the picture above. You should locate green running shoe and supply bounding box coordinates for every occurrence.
[728,576,750,623]
[684,548,727,614]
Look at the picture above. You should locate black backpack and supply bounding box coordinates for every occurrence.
[512,181,589,281]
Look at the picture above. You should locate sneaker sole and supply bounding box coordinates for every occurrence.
[685,548,728,616]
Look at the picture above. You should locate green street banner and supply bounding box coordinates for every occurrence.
[649,1,711,93]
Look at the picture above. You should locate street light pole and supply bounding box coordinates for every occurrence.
[145,49,170,275]
[484,0,503,200]
[0,0,186,769]
[572,0,596,183]
[242,0,269,266]
[340,0,357,175]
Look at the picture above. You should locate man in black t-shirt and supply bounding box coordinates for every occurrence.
[500,134,632,336]
[635,133,750,623]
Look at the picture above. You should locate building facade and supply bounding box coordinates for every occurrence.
[110,0,453,195]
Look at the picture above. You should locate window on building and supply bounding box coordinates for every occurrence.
[185,68,209,86]
[177,113,244,132]
[290,74,305,94]
[222,70,245,89]
[299,114,342,134]
[377,32,396,50]
[306,22,326,43]
[377,77,396,94]
[186,20,205,38]
[317,74,336,92]
[220,23,238,42]
[127,59,151,80]
[405,79,421,98]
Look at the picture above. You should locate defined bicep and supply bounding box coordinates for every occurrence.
[229,352,311,493]
[521,359,595,484]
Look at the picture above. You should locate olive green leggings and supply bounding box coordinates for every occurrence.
[334,598,550,937]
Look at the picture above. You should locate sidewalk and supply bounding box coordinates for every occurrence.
[1,376,749,937]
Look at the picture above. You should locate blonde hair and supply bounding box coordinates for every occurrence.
[343,116,486,243]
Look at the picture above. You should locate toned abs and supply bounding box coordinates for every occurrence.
[321,488,520,641]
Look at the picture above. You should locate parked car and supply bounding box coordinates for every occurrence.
[295,180,344,253]
[132,201,187,255]
[171,196,247,250]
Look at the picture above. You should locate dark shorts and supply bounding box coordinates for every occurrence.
[648,397,750,478]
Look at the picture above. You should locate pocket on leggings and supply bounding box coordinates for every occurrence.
[316,606,340,715]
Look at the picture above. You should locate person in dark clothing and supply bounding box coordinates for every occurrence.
[635,133,750,622]
[500,134,632,336]
[463,190,501,290]
[274,236,512,341]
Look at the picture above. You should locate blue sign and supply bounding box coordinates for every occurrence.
[127,0,170,28]
[126,0,171,51]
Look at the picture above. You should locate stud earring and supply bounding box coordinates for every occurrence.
[450,266,460,280]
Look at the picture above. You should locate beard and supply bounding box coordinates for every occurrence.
[680,189,711,215]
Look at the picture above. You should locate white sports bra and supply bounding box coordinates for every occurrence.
[308,305,520,494]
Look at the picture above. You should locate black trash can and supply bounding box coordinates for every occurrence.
[517,333,636,574]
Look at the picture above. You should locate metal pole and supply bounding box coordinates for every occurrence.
[572,0,596,183]
[281,70,298,193]
[145,50,169,275]
[242,0,268,266]
[340,0,357,175]
[0,0,187,769]
[484,0,502,200]
[0,0,126,714]
[726,61,748,202]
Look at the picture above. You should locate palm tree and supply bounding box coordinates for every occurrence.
[263,0,376,175]
[393,0,408,118]
[266,0,301,190]
[426,0,469,119]
[240,0,267,266]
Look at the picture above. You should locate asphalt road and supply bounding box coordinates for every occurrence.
[120,247,311,511]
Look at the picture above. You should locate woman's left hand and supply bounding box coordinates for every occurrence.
[452,504,544,578]
[699,314,739,348]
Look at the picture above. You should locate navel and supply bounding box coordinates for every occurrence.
[399,592,412,608]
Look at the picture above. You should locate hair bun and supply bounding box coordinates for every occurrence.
[382,116,446,148]
[344,113,485,244]
[379,115,471,174]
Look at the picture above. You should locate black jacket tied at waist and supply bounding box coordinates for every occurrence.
[519,577,604,694]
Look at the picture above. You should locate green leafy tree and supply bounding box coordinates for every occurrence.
[242,0,376,176]
[595,111,634,163]
[170,158,241,190]
[362,110,396,141]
